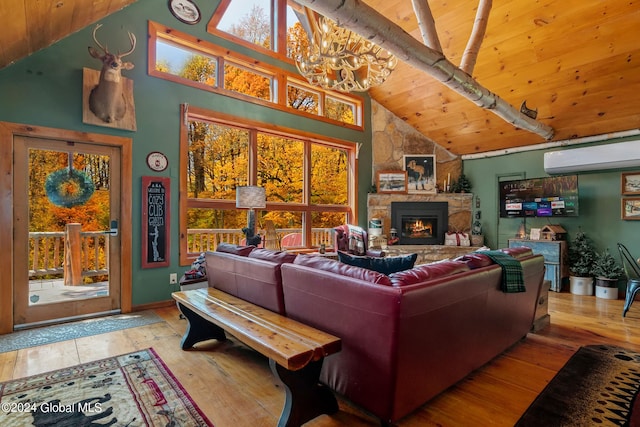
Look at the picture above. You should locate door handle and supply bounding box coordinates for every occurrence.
[103,219,118,236]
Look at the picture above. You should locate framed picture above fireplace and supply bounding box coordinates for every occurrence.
[403,155,436,193]
[377,170,407,194]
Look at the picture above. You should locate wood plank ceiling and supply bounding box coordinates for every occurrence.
[1,0,639,155]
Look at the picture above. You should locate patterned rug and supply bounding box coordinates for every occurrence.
[516,344,640,426]
[0,348,212,426]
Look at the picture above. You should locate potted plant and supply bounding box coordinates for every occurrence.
[592,249,625,299]
[452,174,472,193]
[568,230,596,295]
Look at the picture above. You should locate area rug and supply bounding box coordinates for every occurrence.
[0,348,212,426]
[516,344,640,426]
[0,311,164,353]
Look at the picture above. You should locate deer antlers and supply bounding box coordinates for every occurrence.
[91,24,136,58]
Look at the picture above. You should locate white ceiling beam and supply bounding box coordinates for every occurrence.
[295,0,555,141]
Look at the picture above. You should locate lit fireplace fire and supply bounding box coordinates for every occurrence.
[391,201,448,245]
[403,217,435,238]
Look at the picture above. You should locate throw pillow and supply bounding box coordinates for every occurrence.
[338,252,418,275]
[347,225,366,255]
[337,251,370,269]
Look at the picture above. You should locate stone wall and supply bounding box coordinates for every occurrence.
[371,100,462,191]
[383,245,481,265]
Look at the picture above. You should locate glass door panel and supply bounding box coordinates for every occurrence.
[14,137,121,327]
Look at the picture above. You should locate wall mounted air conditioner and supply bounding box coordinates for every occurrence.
[544,140,640,174]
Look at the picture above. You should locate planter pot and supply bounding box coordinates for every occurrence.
[594,277,619,300]
[570,276,594,295]
[595,285,619,299]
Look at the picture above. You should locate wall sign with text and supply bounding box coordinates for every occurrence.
[141,176,170,268]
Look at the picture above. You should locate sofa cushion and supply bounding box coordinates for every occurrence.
[216,243,255,256]
[389,260,471,287]
[454,253,493,269]
[248,248,297,265]
[294,254,393,286]
[338,251,418,275]
[501,247,534,259]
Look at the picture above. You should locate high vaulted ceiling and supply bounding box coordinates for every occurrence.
[2,0,639,155]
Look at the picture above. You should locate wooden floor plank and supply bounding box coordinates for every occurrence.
[0,351,17,382]
[1,292,640,426]
[12,340,79,378]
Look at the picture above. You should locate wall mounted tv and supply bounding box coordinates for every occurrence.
[499,175,579,218]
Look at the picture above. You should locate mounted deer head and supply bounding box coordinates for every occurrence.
[87,24,136,123]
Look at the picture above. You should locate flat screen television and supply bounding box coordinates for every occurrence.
[499,175,579,218]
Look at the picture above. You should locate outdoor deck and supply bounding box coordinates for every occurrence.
[26,226,334,305]
[28,278,108,305]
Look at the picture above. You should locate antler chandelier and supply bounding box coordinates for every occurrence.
[295,15,397,93]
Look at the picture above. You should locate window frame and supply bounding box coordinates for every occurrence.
[207,0,293,59]
[179,104,358,264]
[148,21,363,129]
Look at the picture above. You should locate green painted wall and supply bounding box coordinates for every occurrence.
[463,137,640,286]
[0,0,372,306]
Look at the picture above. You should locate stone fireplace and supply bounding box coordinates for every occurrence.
[368,193,475,264]
[368,193,472,238]
[391,201,448,245]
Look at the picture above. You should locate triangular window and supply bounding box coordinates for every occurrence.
[209,0,306,60]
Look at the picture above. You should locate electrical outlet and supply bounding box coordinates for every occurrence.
[169,273,178,284]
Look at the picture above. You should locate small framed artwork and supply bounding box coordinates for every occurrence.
[142,176,171,268]
[621,172,640,195]
[622,198,640,220]
[403,154,436,193]
[377,170,408,194]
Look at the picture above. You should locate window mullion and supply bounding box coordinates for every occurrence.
[303,140,312,246]
[275,0,286,54]
[249,131,259,186]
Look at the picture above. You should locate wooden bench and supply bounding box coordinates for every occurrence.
[172,287,342,427]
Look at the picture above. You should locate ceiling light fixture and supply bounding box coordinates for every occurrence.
[294,14,397,93]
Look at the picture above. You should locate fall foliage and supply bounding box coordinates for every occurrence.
[28,148,110,282]
[183,4,353,234]
[29,150,110,233]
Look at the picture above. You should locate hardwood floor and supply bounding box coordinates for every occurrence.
[2,292,640,426]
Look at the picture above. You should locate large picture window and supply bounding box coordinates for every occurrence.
[180,105,356,263]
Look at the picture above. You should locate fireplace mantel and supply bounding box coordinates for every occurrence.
[367,193,473,237]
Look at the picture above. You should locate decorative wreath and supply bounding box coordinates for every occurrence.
[45,168,95,208]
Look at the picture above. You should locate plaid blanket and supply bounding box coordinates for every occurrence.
[480,250,526,293]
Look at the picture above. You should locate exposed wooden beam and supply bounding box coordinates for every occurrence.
[296,0,554,141]
[460,0,492,75]
[410,0,442,53]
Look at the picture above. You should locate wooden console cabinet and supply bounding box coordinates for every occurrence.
[508,239,568,292]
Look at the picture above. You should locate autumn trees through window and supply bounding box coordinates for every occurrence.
[180,106,354,262]
[160,1,361,262]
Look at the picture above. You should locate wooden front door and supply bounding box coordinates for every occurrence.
[13,136,124,328]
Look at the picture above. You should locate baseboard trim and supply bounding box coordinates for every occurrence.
[133,300,175,312]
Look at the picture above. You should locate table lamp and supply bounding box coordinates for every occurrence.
[236,186,266,245]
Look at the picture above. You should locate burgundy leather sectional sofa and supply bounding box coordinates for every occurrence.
[204,244,545,424]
